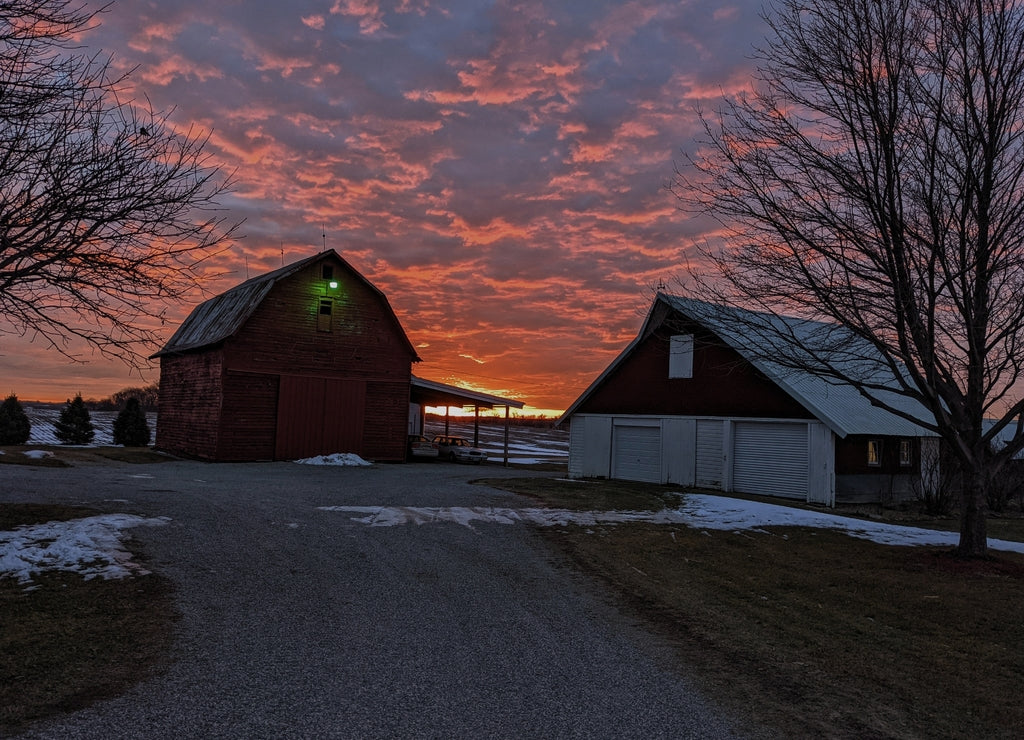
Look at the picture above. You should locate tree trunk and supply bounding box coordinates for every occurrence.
[957,468,989,558]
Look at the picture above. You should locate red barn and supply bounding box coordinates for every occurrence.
[152,250,419,462]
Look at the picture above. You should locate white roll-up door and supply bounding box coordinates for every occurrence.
[612,424,662,483]
[733,422,809,499]
[696,419,723,488]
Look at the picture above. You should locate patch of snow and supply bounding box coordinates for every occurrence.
[0,514,170,588]
[295,452,372,466]
[318,493,1024,553]
[23,449,54,459]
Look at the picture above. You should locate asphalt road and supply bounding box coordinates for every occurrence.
[4,458,750,739]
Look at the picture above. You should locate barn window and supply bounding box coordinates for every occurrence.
[867,439,882,466]
[899,439,913,467]
[322,265,341,294]
[317,298,333,332]
[669,334,694,378]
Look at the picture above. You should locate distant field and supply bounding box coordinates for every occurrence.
[23,407,157,447]
[424,419,568,465]
[20,408,569,465]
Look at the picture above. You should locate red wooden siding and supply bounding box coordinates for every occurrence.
[221,261,411,381]
[218,371,279,461]
[155,351,225,459]
[155,253,417,462]
[275,376,366,460]
[363,380,412,461]
[577,323,814,420]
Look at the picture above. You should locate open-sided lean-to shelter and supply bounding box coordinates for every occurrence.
[151,250,419,462]
[558,293,939,506]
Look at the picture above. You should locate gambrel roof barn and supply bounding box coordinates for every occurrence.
[152,250,419,462]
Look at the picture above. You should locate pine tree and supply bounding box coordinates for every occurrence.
[54,394,95,444]
[0,394,31,445]
[113,397,151,447]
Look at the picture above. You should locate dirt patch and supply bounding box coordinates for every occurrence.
[476,476,677,511]
[0,446,174,467]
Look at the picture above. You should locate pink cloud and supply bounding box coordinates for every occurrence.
[330,0,386,35]
[0,0,769,414]
[302,15,326,31]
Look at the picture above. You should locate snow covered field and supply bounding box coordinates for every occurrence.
[22,406,157,446]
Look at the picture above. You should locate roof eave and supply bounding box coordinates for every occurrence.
[556,296,668,427]
[411,375,524,409]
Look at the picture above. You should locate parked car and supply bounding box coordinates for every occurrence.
[432,435,487,464]
[407,434,439,460]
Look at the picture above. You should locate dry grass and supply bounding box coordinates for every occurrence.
[482,475,672,511]
[482,478,1024,740]
[0,505,177,735]
[0,446,173,467]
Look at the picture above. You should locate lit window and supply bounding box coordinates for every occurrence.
[669,334,694,378]
[899,439,912,467]
[867,439,881,466]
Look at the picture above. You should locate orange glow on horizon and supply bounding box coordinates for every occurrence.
[424,405,564,420]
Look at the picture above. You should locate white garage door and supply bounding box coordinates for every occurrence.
[733,422,808,500]
[696,419,723,488]
[612,425,662,483]
[568,417,585,478]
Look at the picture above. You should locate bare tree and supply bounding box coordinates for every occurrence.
[0,0,238,366]
[675,0,1024,557]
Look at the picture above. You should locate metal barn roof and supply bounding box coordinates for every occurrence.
[411,376,524,410]
[561,293,937,438]
[152,250,419,360]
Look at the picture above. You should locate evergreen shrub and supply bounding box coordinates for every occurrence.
[113,397,151,447]
[54,394,95,444]
[0,393,30,445]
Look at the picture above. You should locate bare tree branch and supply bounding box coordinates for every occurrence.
[674,0,1024,556]
[0,0,240,367]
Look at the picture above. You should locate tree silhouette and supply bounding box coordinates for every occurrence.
[113,397,151,447]
[676,0,1024,557]
[54,394,95,444]
[0,393,30,444]
[0,0,239,367]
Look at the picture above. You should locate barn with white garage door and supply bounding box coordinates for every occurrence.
[558,294,938,507]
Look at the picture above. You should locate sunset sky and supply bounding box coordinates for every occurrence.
[1,0,766,415]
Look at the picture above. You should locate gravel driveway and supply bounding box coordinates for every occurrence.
[5,459,748,739]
